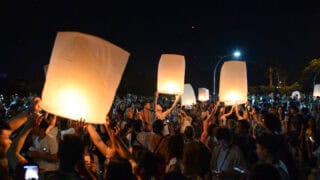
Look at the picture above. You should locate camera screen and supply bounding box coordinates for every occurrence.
[24,165,39,180]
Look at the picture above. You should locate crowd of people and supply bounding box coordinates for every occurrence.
[1,92,320,180]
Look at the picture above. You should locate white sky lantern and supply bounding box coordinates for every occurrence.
[41,32,129,124]
[182,84,196,108]
[313,84,320,97]
[219,60,247,106]
[198,88,209,102]
[157,54,185,95]
[291,90,301,100]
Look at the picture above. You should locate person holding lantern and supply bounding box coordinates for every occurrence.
[153,91,181,122]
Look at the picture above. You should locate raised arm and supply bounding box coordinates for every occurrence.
[15,115,43,164]
[87,124,107,156]
[162,95,181,118]
[8,97,41,132]
[45,115,57,135]
[224,105,234,118]
[235,104,243,120]
[7,111,30,132]
[154,91,159,115]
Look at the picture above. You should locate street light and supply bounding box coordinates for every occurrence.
[212,50,241,101]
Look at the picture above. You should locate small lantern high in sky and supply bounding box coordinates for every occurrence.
[313,84,320,97]
[182,84,196,108]
[198,88,209,102]
[219,60,247,106]
[41,32,129,124]
[157,54,185,95]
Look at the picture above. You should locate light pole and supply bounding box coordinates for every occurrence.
[213,51,241,101]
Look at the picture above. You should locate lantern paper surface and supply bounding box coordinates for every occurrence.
[198,88,209,102]
[182,84,196,107]
[41,32,129,124]
[219,61,247,106]
[313,84,320,97]
[157,54,185,95]
[291,91,301,100]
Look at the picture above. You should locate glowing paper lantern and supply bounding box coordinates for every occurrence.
[157,54,185,95]
[181,84,196,108]
[198,88,209,102]
[219,60,247,106]
[41,32,129,124]
[313,84,320,97]
[291,91,301,100]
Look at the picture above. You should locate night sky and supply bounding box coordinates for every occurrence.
[1,1,320,96]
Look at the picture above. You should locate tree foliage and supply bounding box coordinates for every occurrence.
[303,58,320,73]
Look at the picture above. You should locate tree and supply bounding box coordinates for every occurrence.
[299,58,320,91]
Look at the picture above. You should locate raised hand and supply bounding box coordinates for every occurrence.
[73,118,86,135]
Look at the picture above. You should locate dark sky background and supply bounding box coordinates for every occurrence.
[1,1,320,96]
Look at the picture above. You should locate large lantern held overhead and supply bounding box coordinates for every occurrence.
[313,84,320,97]
[157,54,185,95]
[198,88,209,102]
[182,84,196,108]
[41,32,129,124]
[219,60,247,106]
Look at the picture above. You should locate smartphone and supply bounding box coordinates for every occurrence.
[309,136,315,143]
[233,167,246,174]
[24,164,39,180]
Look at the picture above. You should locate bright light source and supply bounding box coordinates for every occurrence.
[219,61,247,106]
[233,51,241,57]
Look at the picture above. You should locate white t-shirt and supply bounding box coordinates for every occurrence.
[34,135,59,172]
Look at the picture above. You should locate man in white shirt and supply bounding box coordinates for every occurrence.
[28,120,58,172]
[211,127,247,180]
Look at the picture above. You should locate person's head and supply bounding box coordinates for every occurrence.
[248,163,281,180]
[262,113,281,133]
[126,107,134,120]
[235,120,250,137]
[31,97,41,113]
[183,141,211,176]
[289,105,299,114]
[252,106,261,115]
[106,157,133,180]
[156,104,163,116]
[144,102,151,110]
[255,133,277,162]
[277,106,284,114]
[268,106,277,115]
[216,127,233,147]
[184,126,195,141]
[133,148,158,179]
[131,119,143,132]
[35,120,49,139]
[0,121,12,157]
[168,135,184,160]
[105,140,116,159]
[301,107,309,115]
[58,134,84,169]
[152,120,164,135]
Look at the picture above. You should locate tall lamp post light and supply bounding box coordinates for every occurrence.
[213,51,241,101]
